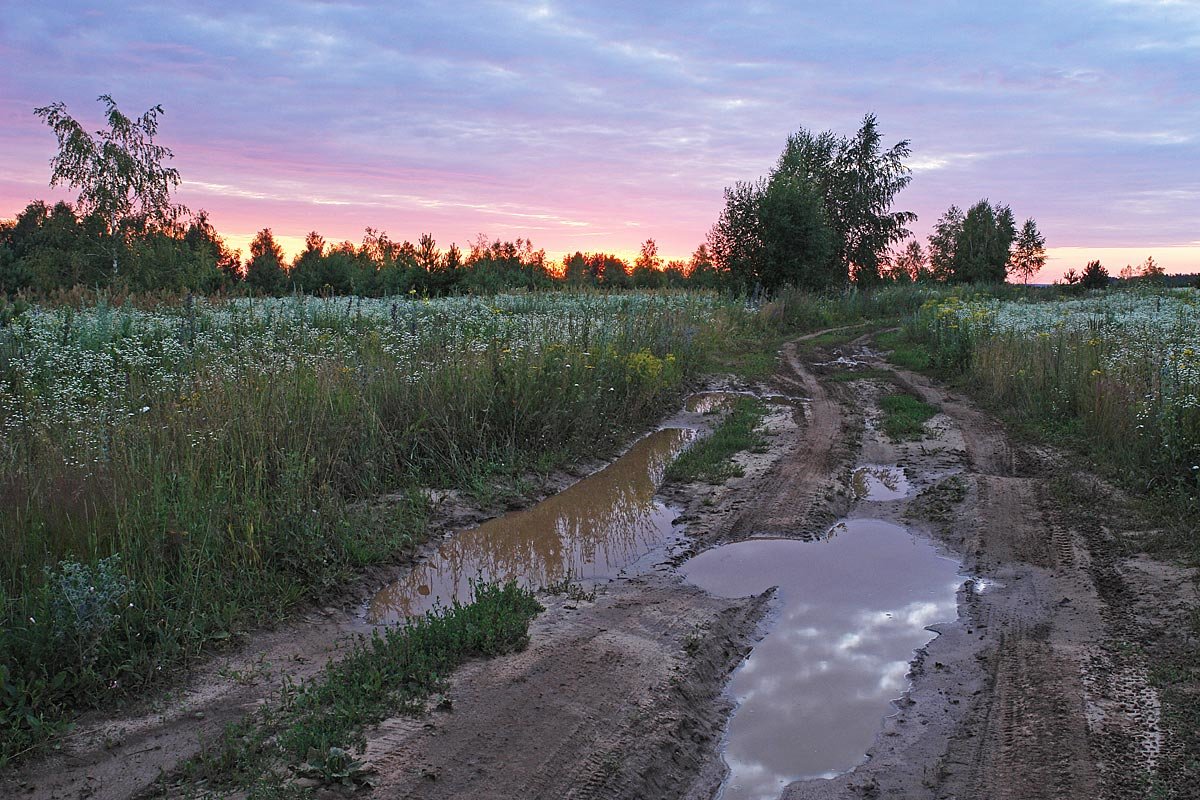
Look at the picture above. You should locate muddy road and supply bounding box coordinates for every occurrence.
[7,329,1195,800]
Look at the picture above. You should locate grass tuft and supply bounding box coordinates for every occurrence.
[879,392,938,441]
[667,397,767,483]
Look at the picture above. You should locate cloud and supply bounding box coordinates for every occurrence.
[1,0,1197,263]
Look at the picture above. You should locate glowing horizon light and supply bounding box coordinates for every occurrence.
[1,2,1196,284]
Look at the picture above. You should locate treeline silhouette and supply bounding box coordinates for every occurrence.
[0,200,734,296]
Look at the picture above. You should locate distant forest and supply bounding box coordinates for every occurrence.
[2,98,1187,297]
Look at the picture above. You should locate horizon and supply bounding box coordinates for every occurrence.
[3,1,1198,282]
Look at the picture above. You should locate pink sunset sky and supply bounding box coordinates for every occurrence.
[2,1,1198,282]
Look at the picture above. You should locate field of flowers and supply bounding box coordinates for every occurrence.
[0,290,742,761]
[908,289,1200,498]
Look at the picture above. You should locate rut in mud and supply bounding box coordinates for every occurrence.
[6,327,1195,800]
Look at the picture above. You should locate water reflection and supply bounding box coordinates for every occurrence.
[368,427,695,622]
[851,464,910,501]
[686,391,739,414]
[680,521,962,800]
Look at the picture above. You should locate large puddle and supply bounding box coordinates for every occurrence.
[367,426,695,623]
[680,520,962,800]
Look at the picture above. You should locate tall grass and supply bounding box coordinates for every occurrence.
[0,291,724,761]
[907,289,1200,510]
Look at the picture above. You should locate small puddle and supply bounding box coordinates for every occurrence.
[368,427,695,623]
[851,464,910,501]
[680,520,962,800]
[687,391,738,414]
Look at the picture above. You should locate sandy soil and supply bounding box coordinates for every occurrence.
[7,328,1196,800]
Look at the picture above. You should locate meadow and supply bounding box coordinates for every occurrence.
[0,290,755,761]
[905,288,1200,511]
[8,280,1195,768]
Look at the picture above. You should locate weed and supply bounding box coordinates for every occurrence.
[825,367,896,384]
[875,329,931,371]
[541,575,597,603]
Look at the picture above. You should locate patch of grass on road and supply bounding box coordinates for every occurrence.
[667,397,766,484]
[173,582,542,796]
[880,392,938,441]
[876,329,931,371]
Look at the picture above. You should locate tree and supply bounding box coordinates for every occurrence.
[889,240,927,282]
[707,179,766,289]
[180,210,238,290]
[34,95,187,276]
[663,259,688,286]
[414,233,440,273]
[953,200,1016,283]
[562,251,590,286]
[755,173,836,290]
[632,238,664,288]
[245,228,286,294]
[1141,255,1165,280]
[1008,218,1046,284]
[1080,259,1109,289]
[688,243,720,289]
[927,205,963,281]
[710,115,915,292]
[927,200,1017,284]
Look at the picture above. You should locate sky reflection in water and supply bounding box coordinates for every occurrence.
[681,521,962,800]
[368,427,694,622]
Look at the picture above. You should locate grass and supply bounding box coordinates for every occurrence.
[879,392,938,440]
[170,581,542,797]
[875,329,932,371]
[667,397,767,483]
[903,288,1200,555]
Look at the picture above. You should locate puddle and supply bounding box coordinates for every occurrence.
[684,390,806,414]
[680,520,962,799]
[851,464,910,501]
[367,427,695,623]
[817,355,865,369]
[687,391,739,414]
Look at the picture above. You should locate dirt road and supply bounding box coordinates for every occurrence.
[7,329,1195,799]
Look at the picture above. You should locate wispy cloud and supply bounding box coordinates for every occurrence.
[0,0,1196,264]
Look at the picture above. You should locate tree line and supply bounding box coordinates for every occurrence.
[3,96,1072,298]
[0,197,735,296]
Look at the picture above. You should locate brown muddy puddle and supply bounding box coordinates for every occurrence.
[687,391,738,414]
[680,520,962,800]
[851,464,910,501]
[367,426,696,623]
[685,390,806,414]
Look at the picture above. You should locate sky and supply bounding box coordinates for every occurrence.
[1,0,1198,281]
